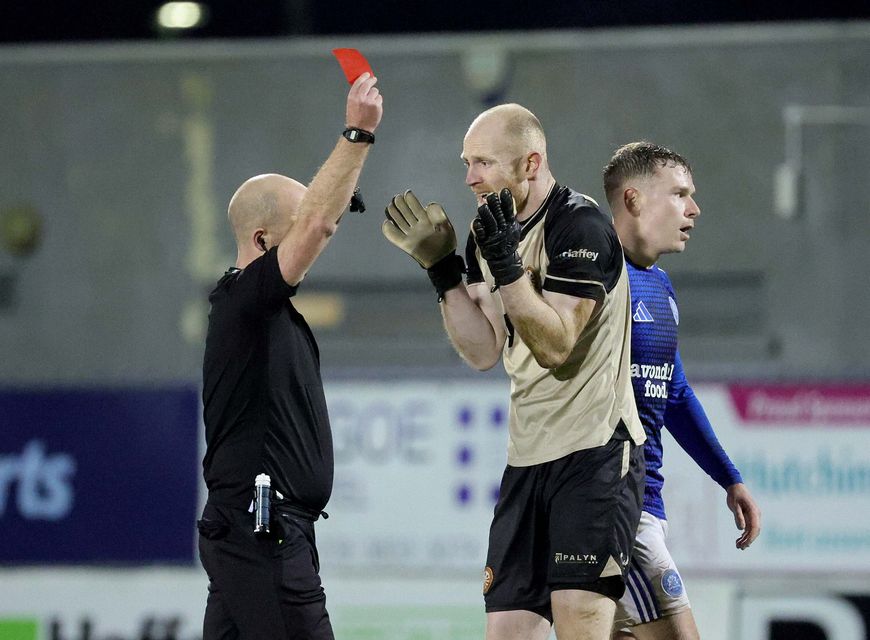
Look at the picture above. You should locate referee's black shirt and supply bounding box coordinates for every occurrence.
[202,247,334,513]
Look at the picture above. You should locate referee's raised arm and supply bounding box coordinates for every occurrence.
[277,72,383,286]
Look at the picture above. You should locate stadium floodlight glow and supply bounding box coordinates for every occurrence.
[156,2,208,30]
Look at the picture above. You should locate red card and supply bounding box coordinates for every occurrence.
[332,48,374,85]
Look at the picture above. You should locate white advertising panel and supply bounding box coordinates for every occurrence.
[321,381,508,573]
[320,381,870,576]
[661,383,870,575]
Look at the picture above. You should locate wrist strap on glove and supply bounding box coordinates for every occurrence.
[426,252,465,301]
[487,252,524,288]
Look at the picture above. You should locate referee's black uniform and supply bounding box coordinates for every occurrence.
[198,246,334,640]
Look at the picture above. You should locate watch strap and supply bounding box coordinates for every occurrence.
[342,127,375,144]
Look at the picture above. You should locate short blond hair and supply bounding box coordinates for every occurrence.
[603,141,692,206]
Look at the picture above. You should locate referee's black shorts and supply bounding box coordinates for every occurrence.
[483,427,645,618]
[197,503,334,640]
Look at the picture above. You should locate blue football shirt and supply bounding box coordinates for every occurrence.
[626,256,742,519]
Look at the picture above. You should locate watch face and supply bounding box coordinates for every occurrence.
[344,128,372,143]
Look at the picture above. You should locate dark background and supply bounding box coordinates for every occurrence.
[4,0,870,43]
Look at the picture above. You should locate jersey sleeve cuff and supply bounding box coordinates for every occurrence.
[543,276,605,302]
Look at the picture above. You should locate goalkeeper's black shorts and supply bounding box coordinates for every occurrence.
[483,425,645,619]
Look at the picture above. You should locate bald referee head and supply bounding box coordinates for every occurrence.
[227,173,307,270]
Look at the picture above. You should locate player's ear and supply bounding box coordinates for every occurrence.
[624,188,642,216]
[523,152,542,178]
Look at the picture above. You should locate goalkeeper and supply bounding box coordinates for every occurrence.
[383,103,646,640]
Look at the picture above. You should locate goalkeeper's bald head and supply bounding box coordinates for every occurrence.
[466,103,548,162]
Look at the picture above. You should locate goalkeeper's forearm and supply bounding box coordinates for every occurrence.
[439,285,505,371]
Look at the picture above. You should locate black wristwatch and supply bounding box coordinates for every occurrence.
[342,127,375,144]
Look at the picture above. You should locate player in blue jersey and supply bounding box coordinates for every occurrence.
[603,142,762,640]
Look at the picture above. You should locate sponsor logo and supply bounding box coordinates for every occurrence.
[632,300,654,323]
[0,440,76,520]
[0,616,200,640]
[643,379,669,399]
[483,566,494,594]
[557,248,599,261]
[629,363,674,381]
[554,552,598,565]
[729,385,870,424]
[661,569,684,597]
[739,451,870,497]
[630,362,675,398]
[47,615,199,640]
[0,619,37,640]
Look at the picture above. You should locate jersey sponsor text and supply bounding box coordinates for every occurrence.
[557,248,599,261]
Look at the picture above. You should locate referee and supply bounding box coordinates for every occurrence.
[197,73,382,639]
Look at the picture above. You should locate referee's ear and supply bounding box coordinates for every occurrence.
[253,230,268,252]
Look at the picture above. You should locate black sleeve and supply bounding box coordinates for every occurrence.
[464,231,485,285]
[232,247,298,315]
[543,204,622,301]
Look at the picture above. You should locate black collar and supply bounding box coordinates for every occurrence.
[519,181,560,241]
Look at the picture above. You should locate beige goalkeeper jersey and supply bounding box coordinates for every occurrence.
[466,183,645,466]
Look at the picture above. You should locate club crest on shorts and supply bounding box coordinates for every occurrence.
[661,569,684,597]
[483,566,494,594]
